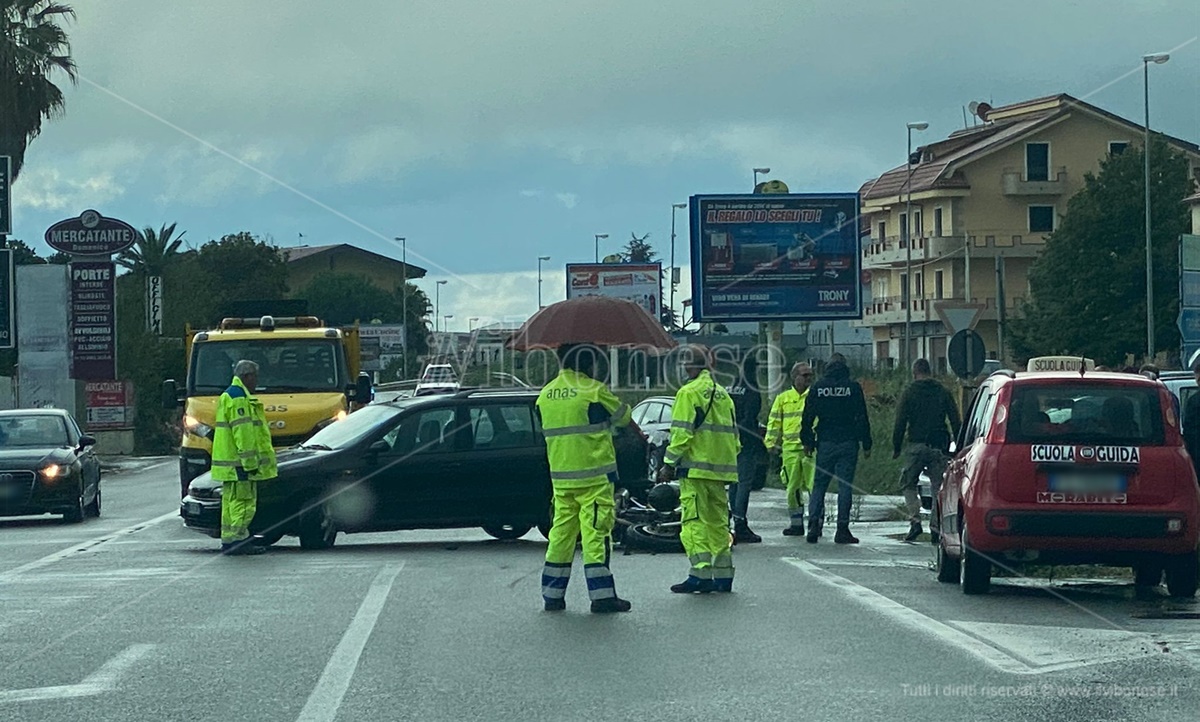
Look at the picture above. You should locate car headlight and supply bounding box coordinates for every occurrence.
[40,463,62,480]
[315,410,348,431]
[184,415,214,440]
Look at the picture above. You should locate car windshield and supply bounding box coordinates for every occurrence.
[189,339,344,394]
[301,404,404,449]
[0,416,70,448]
[1007,384,1165,445]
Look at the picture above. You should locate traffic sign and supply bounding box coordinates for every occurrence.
[934,301,984,334]
[947,329,986,379]
[1179,308,1200,344]
[0,156,11,234]
[1181,234,1200,272]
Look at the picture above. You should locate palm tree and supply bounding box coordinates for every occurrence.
[0,1,78,180]
[118,223,186,276]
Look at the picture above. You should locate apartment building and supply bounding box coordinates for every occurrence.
[856,94,1200,370]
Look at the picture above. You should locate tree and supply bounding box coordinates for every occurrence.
[619,232,657,263]
[1009,136,1197,365]
[301,272,401,325]
[0,1,78,180]
[194,232,289,308]
[118,222,186,276]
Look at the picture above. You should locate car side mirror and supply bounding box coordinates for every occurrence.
[353,373,373,404]
[78,435,97,449]
[162,379,181,410]
[367,440,389,454]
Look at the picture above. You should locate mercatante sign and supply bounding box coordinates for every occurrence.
[44,210,138,256]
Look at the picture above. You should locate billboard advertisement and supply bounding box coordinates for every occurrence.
[85,381,133,430]
[359,324,406,372]
[566,262,662,319]
[69,261,117,380]
[688,193,861,321]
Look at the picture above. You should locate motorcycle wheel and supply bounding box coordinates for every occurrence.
[622,523,685,554]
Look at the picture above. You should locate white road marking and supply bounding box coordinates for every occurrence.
[295,564,404,722]
[0,644,154,705]
[784,558,1039,675]
[0,511,178,583]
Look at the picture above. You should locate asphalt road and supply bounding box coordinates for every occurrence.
[1,459,1198,721]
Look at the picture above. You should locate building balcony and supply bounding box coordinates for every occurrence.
[863,235,965,268]
[859,295,1028,328]
[1002,169,1067,195]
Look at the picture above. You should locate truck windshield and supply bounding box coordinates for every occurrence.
[189,339,345,394]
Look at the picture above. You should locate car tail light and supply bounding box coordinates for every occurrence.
[988,514,1010,532]
[1167,518,1184,534]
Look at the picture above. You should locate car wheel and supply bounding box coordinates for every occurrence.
[622,523,684,554]
[1133,562,1164,588]
[959,524,991,595]
[85,483,102,518]
[62,485,85,524]
[1164,550,1199,598]
[298,500,337,550]
[482,524,533,540]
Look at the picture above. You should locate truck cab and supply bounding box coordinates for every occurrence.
[164,315,372,497]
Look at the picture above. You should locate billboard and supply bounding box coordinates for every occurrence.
[566,262,662,319]
[359,324,406,371]
[85,381,133,430]
[688,193,861,321]
[69,261,117,380]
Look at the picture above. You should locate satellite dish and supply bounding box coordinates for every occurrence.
[968,101,980,115]
[976,102,992,121]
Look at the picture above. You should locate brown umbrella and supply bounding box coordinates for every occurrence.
[506,296,677,351]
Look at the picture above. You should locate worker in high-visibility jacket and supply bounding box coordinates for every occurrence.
[536,344,633,614]
[658,345,741,593]
[766,362,817,536]
[211,360,277,556]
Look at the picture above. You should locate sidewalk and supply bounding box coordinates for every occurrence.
[748,488,927,524]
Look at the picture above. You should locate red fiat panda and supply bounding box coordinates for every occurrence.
[935,366,1200,596]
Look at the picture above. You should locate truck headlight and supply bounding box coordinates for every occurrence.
[184,415,214,440]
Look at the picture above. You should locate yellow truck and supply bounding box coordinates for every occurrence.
[163,315,373,497]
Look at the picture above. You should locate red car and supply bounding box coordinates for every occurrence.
[934,368,1200,597]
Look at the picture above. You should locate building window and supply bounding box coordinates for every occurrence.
[913,209,923,238]
[1109,141,1129,156]
[899,213,908,242]
[1026,142,1050,181]
[877,221,886,241]
[914,271,924,298]
[1029,205,1055,233]
[933,207,944,237]
[900,273,908,302]
[935,270,944,300]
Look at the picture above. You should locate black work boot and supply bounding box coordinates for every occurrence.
[806,520,821,544]
[670,577,715,594]
[783,522,806,537]
[734,519,762,544]
[544,598,566,612]
[834,525,859,545]
[591,597,632,613]
[904,521,923,542]
[222,540,266,556]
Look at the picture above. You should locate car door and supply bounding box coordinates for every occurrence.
[65,415,99,499]
[457,400,549,525]
[942,384,997,551]
[366,404,473,528]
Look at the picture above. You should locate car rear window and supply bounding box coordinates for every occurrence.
[1006,384,1164,445]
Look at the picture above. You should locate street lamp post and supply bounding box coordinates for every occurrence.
[670,203,687,327]
[753,167,771,189]
[538,255,551,308]
[594,234,608,263]
[444,314,454,333]
[395,236,407,374]
[903,121,929,368]
[435,280,447,332]
[469,317,479,332]
[1143,51,1170,362]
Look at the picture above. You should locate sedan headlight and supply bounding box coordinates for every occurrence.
[40,463,62,480]
[184,415,214,440]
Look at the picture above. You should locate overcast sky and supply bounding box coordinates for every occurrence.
[9,0,1200,328]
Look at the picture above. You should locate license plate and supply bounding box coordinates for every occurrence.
[1048,471,1127,494]
[185,502,203,516]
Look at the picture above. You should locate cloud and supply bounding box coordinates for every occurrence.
[11,140,147,213]
[554,192,578,209]
[519,189,542,198]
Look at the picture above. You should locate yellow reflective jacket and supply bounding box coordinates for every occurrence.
[536,369,632,489]
[664,370,740,483]
[211,376,277,482]
[766,386,809,454]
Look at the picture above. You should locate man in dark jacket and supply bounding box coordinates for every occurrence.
[1183,359,1200,480]
[800,353,872,544]
[893,358,962,542]
[726,354,763,543]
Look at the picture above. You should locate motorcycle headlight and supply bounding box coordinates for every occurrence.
[184,415,214,440]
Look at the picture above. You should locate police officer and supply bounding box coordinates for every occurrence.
[893,358,961,542]
[726,353,762,543]
[767,362,816,536]
[212,360,277,556]
[659,345,741,593]
[800,353,872,545]
[536,344,633,614]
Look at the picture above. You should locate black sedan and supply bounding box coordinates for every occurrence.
[181,389,649,549]
[0,409,102,523]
